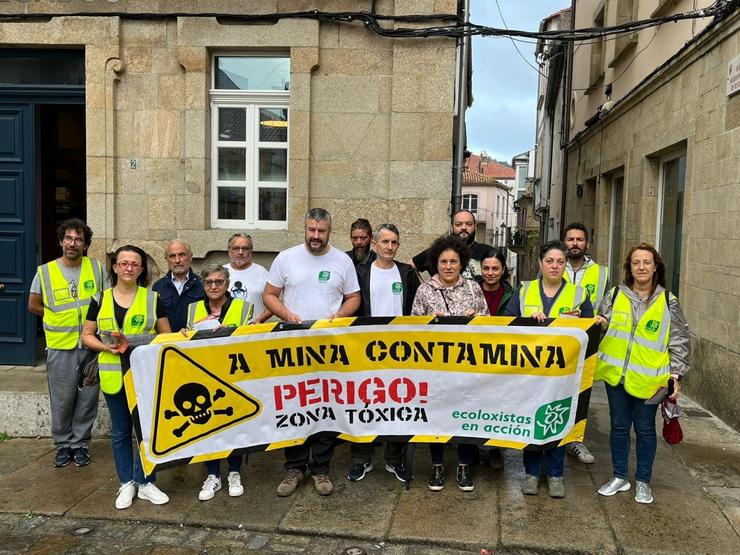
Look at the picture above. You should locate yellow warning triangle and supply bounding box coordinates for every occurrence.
[150,346,262,457]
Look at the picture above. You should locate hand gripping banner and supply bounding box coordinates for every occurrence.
[127,316,600,475]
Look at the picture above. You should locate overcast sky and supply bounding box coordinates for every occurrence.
[467,0,569,165]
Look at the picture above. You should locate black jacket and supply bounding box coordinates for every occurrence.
[356,261,420,317]
[152,269,205,332]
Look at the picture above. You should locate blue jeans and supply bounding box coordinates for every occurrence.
[104,390,154,485]
[523,446,566,478]
[206,454,245,477]
[605,382,659,483]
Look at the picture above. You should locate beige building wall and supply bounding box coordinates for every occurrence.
[570,0,714,139]
[564,10,740,428]
[0,0,458,277]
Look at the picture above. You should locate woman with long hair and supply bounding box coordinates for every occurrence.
[595,243,689,504]
[82,245,171,510]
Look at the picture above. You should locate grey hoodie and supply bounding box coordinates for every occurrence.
[597,284,690,377]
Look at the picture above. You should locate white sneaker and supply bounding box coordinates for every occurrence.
[598,477,631,496]
[115,481,136,510]
[228,471,244,497]
[635,481,654,504]
[137,482,170,505]
[567,442,595,464]
[199,474,222,501]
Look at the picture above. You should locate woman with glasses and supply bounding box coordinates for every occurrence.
[81,245,171,509]
[411,235,489,492]
[185,264,254,501]
[505,240,593,498]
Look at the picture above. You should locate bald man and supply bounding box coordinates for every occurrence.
[152,239,205,332]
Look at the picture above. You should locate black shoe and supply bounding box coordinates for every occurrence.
[54,447,73,468]
[347,462,374,482]
[428,465,444,491]
[457,464,474,491]
[385,462,408,483]
[74,447,91,467]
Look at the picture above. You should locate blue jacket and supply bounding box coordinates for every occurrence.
[152,269,205,332]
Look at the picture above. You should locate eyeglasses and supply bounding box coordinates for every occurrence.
[63,236,84,245]
[117,261,141,270]
[229,246,253,253]
[204,278,226,287]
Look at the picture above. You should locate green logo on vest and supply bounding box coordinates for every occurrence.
[391,282,402,294]
[318,271,331,283]
[534,397,571,440]
[585,283,596,296]
[645,320,660,333]
[83,280,95,292]
[558,306,571,314]
[131,314,145,326]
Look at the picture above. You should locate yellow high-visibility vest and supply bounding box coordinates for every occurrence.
[97,287,158,395]
[38,257,104,349]
[565,262,609,308]
[186,298,253,329]
[595,287,671,399]
[519,280,588,317]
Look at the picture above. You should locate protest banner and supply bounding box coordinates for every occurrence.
[127,316,599,474]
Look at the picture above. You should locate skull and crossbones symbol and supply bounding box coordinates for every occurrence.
[164,382,234,437]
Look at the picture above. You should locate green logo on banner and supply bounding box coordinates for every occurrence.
[391,282,403,294]
[645,320,660,333]
[131,314,145,326]
[534,398,571,440]
[585,283,596,296]
[318,271,331,283]
[83,280,95,291]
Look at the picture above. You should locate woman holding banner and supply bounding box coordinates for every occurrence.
[411,235,489,492]
[82,245,171,510]
[505,240,593,498]
[185,263,254,502]
[595,243,689,504]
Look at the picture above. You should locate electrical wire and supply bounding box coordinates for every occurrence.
[493,0,547,79]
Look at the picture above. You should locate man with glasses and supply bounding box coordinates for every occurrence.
[263,208,361,496]
[28,218,108,468]
[152,239,205,333]
[223,233,270,323]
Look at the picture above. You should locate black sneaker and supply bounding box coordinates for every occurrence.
[54,447,72,468]
[385,462,408,483]
[74,447,91,467]
[428,465,444,491]
[347,462,374,482]
[457,464,474,491]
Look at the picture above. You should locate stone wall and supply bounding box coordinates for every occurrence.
[0,0,458,278]
[563,12,740,428]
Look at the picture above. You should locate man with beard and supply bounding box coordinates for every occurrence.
[410,210,492,282]
[152,240,205,332]
[345,218,376,266]
[263,208,360,497]
[223,233,271,323]
[29,218,107,468]
[563,222,609,465]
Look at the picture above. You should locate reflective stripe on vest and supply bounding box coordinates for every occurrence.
[565,263,608,308]
[518,280,587,317]
[39,257,103,349]
[186,298,253,328]
[595,288,671,399]
[98,287,158,394]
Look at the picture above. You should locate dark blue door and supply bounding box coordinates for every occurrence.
[0,104,35,365]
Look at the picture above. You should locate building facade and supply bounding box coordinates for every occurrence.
[0,1,460,365]
[562,2,739,428]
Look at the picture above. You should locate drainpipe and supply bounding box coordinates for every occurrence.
[451,0,471,215]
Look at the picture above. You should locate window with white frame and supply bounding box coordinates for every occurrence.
[462,193,478,214]
[210,54,290,229]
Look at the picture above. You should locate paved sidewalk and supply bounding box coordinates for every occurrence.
[0,386,738,554]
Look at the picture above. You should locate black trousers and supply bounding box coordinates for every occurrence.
[350,441,404,466]
[284,436,335,475]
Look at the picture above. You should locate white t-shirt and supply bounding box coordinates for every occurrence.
[267,244,360,320]
[224,262,269,320]
[369,264,403,317]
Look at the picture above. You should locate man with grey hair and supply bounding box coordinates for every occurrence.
[263,208,361,496]
[223,233,270,323]
[152,239,205,332]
